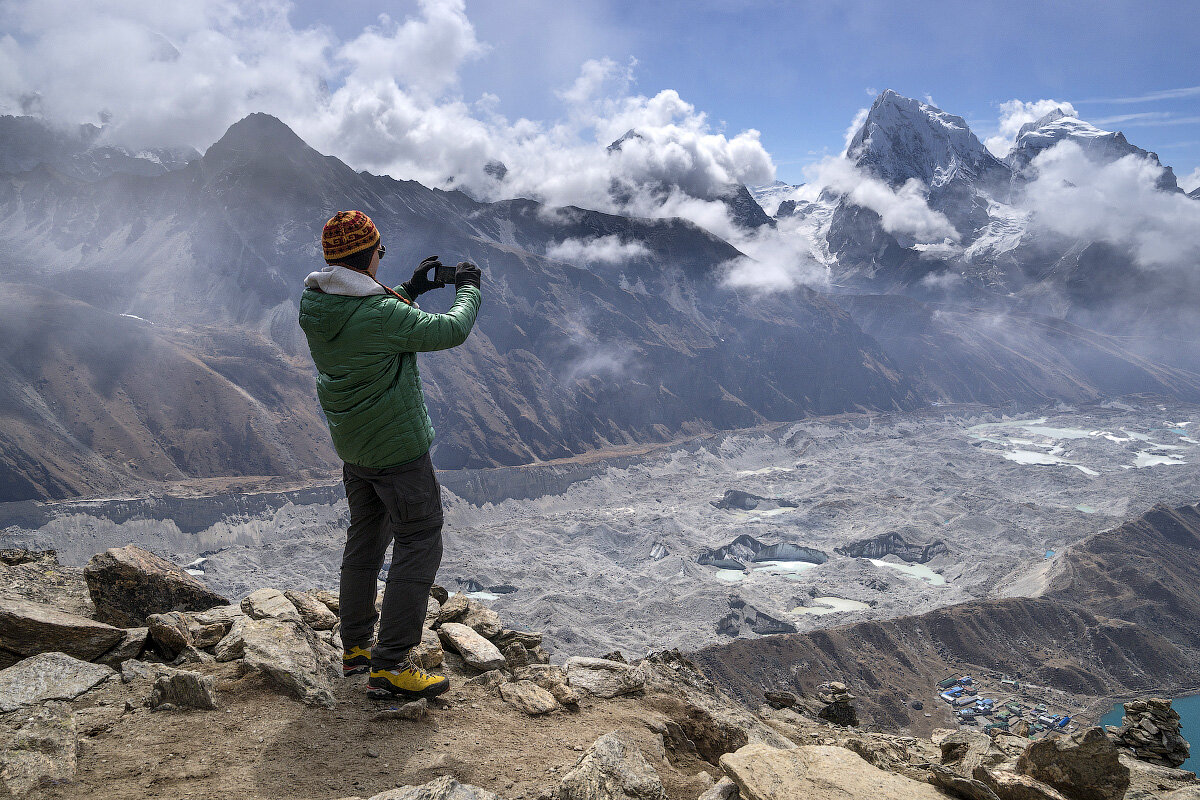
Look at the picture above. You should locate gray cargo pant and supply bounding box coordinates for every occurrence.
[340,452,443,669]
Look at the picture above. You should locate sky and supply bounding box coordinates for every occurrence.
[2,0,1197,191]
[285,0,1200,187]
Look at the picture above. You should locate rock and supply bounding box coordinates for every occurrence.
[500,680,558,715]
[465,670,506,690]
[96,626,148,667]
[697,777,739,800]
[460,602,503,639]
[0,599,125,661]
[973,766,1071,800]
[720,743,945,800]
[429,585,449,605]
[189,621,229,649]
[513,664,569,688]
[815,681,858,726]
[436,594,470,624]
[233,619,338,707]
[558,731,667,800]
[240,589,302,623]
[149,669,218,710]
[565,657,647,698]
[942,730,1008,776]
[424,597,442,628]
[495,630,544,649]
[0,652,114,711]
[411,627,444,671]
[146,611,192,659]
[930,764,1002,800]
[83,544,228,627]
[551,683,583,708]
[1012,719,1032,738]
[190,605,244,627]
[601,651,628,664]
[371,698,429,721]
[1107,698,1190,768]
[367,775,502,800]
[1017,726,1130,800]
[213,616,249,662]
[437,623,506,671]
[119,659,153,683]
[284,590,338,630]
[502,641,530,669]
[530,645,552,664]
[0,701,77,796]
[311,589,340,615]
[763,691,797,710]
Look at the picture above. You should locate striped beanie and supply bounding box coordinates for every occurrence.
[322,210,380,263]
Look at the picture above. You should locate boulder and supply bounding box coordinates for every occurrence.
[241,589,302,623]
[232,619,338,707]
[565,657,647,698]
[460,602,503,639]
[284,590,338,630]
[429,585,449,605]
[213,616,249,662]
[499,680,558,715]
[763,691,797,709]
[437,623,505,671]
[1017,726,1129,800]
[502,641,530,669]
[189,620,229,649]
[495,630,543,649]
[720,743,945,800]
[149,669,219,710]
[0,652,114,712]
[973,766,1071,800]
[436,594,470,624]
[1107,698,1190,768]
[558,731,667,800]
[551,683,583,708]
[942,730,1009,776]
[146,611,192,659]
[930,764,1002,800]
[0,701,77,796]
[367,775,502,800]
[465,670,506,690]
[96,626,148,668]
[0,599,124,661]
[83,544,228,627]
[697,777,739,800]
[371,698,429,722]
[411,627,444,671]
[190,605,244,626]
[311,589,340,615]
[512,664,568,688]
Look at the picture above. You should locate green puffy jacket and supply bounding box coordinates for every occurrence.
[298,273,481,469]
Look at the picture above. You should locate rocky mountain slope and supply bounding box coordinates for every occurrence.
[692,501,1200,734]
[1,542,1195,800]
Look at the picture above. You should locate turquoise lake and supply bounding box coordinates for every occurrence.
[1101,694,1199,773]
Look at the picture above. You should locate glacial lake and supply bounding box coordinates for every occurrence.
[1100,694,1200,773]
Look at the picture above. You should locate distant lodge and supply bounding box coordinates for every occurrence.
[937,675,1070,734]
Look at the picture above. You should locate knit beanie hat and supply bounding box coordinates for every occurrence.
[322,210,380,263]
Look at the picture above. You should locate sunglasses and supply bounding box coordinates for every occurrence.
[377,243,386,260]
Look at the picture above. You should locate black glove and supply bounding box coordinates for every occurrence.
[400,255,445,299]
[454,261,481,290]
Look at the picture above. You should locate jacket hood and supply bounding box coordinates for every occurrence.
[300,266,386,342]
[304,265,387,297]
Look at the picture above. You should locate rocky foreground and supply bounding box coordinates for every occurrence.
[0,544,1196,800]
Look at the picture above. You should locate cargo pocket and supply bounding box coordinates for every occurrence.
[392,455,443,525]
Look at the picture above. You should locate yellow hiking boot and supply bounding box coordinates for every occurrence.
[367,659,450,700]
[342,645,372,677]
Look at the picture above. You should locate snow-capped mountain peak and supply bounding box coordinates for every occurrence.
[846,90,1007,190]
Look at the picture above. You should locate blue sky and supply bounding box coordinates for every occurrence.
[292,0,1200,185]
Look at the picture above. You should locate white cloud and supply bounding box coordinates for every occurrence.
[808,156,960,243]
[1181,167,1200,193]
[0,0,774,238]
[984,98,1078,158]
[722,215,831,293]
[546,235,650,265]
[842,107,869,155]
[1022,141,1200,270]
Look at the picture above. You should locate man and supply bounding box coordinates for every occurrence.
[298,209,481,699]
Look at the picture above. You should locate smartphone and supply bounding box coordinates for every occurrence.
[434,264,457,285]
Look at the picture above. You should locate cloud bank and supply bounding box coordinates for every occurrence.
[0,0,774,227]
[546,235,650,265]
